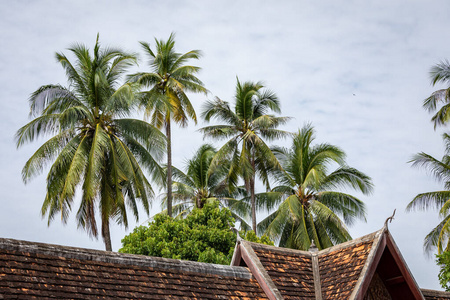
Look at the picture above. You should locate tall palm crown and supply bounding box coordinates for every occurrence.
[200,79,290,231]
[423,60,450,128]
[259,124,373,250]
[15,36,165,251]
[128,33,207,217]
[407,133,450,254]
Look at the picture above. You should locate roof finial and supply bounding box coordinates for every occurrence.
[309,239,318,253]
[230,227,242,242]
[384,209,396,229]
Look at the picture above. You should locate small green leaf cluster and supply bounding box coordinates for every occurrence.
[240,230,272,245]
[119,202,273,264]
[437,251,450,291]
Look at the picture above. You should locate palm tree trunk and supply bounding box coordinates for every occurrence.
[250,175,256,232]
[196,195,202,209]
[102,218,112,251]
[166,120,173,217]
[250,150,257,232]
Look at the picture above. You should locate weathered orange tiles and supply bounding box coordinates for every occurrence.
[0,241,268,299]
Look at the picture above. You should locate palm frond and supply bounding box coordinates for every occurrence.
[22,130,74,182]
[201,97,240,124]
[406,191,450,212]
[317,191,366,225]
[410,152,450,185]
[321,167,374,195]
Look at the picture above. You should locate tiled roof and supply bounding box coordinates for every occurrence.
[231,228,427,299]
[233,232,380,299]
[1,228,448,299]
[0,238,268,299]
[251,244,315,299]
[422,289,450,300]
[318,239,373,299]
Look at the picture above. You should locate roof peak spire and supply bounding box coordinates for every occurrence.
[309,239,318,252]
[383,209,396,230]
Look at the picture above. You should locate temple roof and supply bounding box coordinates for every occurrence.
[230,227,449,300]
[1,227,450,299]
[0,238,267,299]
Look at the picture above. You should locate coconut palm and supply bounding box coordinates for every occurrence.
[15,35,165,251]
[170,144,227,212]
[407,133,450,254]
[200,79,290,231]
[423,60,450,128]
[164,144,250,228]
[258,124,373,250]
[128,33,207,217]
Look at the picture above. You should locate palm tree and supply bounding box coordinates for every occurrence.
[166,144,250,227]
[15,35,165,251]
[423,60,450,128]
[170,144,227,212]
[407,133,450,254]
[258,124,373,250]
[200,79,290,232]
[128,33,207,217]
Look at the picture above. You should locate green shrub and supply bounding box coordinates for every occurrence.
[119,202,273,264]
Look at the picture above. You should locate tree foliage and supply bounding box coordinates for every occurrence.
[16,35,165,251]
[169,144,227,212]
[163,144,251,228]
[128,33,207,217]
[437,251,450,291]
[423,60,450,128]
[200,78,290,231]
[119,202,272,265]
[259,124,373,250]
[407,133,450,254]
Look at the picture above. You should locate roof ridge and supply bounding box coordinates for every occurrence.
[316,228,384,257]
[0,237,253,279]
[245,240,312,256]
[311,252,323,300]
[236,228,383,258]
[421,288,450,297]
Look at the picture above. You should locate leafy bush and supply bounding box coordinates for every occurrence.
[119,202,273,264]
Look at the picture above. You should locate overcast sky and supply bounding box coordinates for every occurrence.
[1,0,449,290]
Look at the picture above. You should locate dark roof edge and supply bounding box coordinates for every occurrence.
[421,288,450,298]
[0,237,253,279]
[384,231,425,300]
